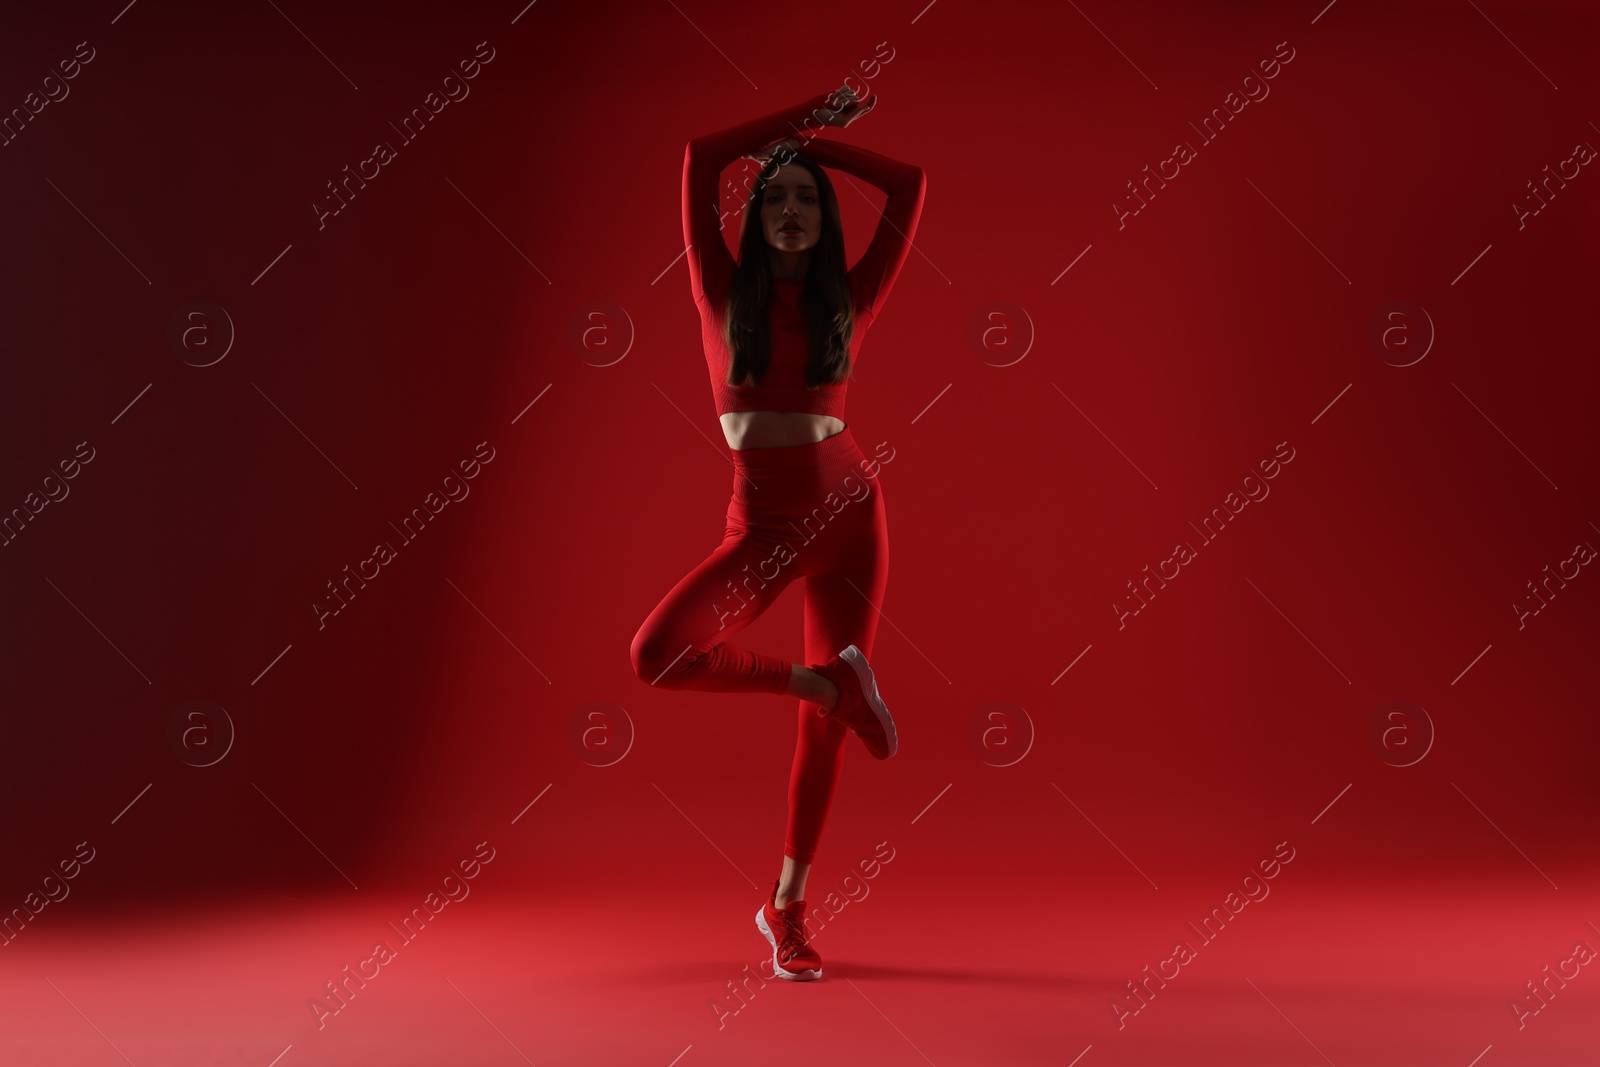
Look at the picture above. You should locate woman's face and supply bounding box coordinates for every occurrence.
[760,163,821,252]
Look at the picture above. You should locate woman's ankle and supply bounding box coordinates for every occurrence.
[811,666,839,709]
[789,665,838,708]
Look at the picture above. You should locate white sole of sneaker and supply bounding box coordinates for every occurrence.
[754,907,821,981]
[840,644,898,759]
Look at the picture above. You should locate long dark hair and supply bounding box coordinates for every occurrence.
[721,151,855,390]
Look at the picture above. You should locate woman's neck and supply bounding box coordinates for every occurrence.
[768,249,811,280]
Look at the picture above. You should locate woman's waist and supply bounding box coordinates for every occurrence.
[720,410,845,451]
[728,420,860,467]
[725,422,880,504]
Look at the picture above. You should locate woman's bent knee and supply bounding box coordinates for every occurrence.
[630,626,691,687]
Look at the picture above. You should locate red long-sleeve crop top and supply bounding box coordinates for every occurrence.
[682,91,926,420]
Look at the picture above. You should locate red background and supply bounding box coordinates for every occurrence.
[1,0,1596,1062]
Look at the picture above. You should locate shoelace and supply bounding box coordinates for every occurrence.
[773,906,811,960]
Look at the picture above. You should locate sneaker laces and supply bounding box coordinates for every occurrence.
[773,905,810,959]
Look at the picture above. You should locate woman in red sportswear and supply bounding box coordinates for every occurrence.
[629,84,925,981]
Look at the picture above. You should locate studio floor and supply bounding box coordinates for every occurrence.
[2,865,1594,1066]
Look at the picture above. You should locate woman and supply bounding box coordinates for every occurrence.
[629,84,925,982]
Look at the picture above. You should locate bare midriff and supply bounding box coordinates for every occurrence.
[720,411,847,451]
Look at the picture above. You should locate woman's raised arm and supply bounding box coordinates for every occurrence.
[792,135,926,319]
[682,92,835,304]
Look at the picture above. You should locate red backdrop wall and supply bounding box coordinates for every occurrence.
[2,0,1595,911]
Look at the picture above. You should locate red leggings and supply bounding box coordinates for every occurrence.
[630,426,890,865]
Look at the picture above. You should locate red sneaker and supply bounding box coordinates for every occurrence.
[811,644,898,759]
[755,880,822,981]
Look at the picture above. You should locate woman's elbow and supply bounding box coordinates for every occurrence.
[898,164,927,198]
[904,167,928,205]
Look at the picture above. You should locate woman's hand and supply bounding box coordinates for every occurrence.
[817,85,876,128]
[741,85,876,166]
